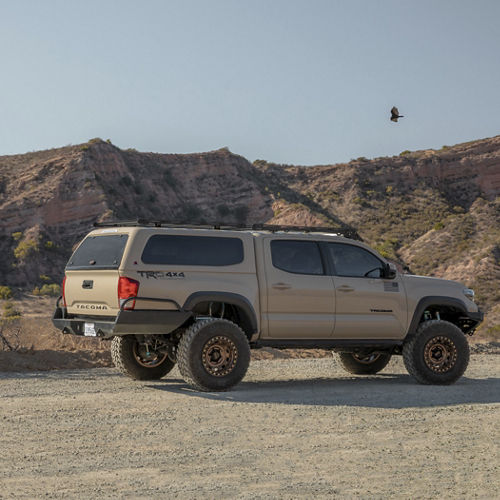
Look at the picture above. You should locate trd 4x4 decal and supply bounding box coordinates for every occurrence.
[137,271,186,279]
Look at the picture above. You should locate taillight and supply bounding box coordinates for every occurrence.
[62,276,67,308]
[118,276,139,310]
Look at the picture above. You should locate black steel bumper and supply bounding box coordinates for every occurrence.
[52,297,192,339]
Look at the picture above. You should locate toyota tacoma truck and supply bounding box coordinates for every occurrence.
[52,221,483,391]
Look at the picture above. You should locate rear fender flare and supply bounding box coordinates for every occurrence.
[183,292,258,335]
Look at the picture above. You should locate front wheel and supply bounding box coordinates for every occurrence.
[338,352,392,374]
[403,320,469,385]
[177,318,250,391]
[111,336,176,380]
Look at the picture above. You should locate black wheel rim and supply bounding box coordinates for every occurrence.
[424,336,457,373]
[133,341,168,368]
[352,353,381,365]
[202,336,238,377]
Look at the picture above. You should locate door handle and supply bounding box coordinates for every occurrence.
[272,282,292,290]
[337,285,354,292]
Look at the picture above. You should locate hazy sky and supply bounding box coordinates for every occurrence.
[1,0,499,165]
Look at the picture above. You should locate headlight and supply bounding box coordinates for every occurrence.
[463,288,475,301]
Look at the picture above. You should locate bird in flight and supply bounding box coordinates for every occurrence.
[390,106,404,122]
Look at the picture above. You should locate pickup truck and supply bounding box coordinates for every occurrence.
[52,221,483,391]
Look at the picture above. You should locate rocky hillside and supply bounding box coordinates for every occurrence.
[0,136,499,335]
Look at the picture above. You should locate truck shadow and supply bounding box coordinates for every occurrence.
[147,374,500,409]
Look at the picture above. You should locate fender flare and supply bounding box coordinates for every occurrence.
[183,291,258,335]
[406,296,468,338]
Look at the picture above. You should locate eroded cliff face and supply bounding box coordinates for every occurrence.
[0,136,499,331]
[0,140,276,287]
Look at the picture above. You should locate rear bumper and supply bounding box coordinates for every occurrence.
[52,306,192,339]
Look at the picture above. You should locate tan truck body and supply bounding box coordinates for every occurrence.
[59,226,481,343]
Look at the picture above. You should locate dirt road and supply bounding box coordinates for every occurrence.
[1,356,499,499]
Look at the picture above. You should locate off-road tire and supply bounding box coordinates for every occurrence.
[177,318,250,392]
[111,336,176,380]
[403,320,469,385]
[338,352,392,375]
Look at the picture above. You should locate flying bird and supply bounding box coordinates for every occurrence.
[390,106,404,122]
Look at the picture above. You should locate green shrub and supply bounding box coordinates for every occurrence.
[11,232,23,241]
[0,286,12,300]
[32,284,61,297]
[44,241,56,250]
[14,239,38,260]
[400,150,411,156]
[2,301,21,320]
[80,145,89,151]
[433,221,445,230]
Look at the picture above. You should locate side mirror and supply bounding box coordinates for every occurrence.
[384,263,397,279]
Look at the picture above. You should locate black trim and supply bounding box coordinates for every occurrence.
[406,296,483,337]
[114,310,192,334]
[467,311,484,323]
[256,339,401,350]
[183,291,258,334]
[120,296,183,311]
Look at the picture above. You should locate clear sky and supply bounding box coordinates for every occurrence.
[1,0,499,165]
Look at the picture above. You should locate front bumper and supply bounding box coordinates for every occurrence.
[52,306,192,339]
[461,309,484,335]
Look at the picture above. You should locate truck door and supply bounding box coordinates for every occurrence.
[262,238,335,339]
[326,242,407,339]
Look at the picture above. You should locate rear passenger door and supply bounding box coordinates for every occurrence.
[262,239,335,339]
[326,243,407,339]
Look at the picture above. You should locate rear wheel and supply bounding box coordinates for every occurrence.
[403,320,469,385]
[111,336,176,380]
[177,318,250,391]
[338,352,392,374]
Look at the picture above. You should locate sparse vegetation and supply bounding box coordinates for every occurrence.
[2,301,21,320]
[14,239,39,260]
[0,286,13,300]
[32,284,61,297]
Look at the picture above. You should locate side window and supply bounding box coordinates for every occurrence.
[328,243,384,278]
[141,235,244,266]
[271,240,324,275]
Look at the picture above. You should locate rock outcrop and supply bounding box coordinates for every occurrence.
[0,135,499,333]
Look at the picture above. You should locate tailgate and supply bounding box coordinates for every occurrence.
[65,270,120,316]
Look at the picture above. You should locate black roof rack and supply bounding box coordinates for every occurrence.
[93,220,360,240]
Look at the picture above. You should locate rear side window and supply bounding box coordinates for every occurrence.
[328,243,383,278]
[141,235,244,266]
[271,240,324,275]
[66,234,128,270]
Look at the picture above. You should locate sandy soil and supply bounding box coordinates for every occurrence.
[1,356,499,499]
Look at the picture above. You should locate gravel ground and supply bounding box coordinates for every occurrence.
[1,355,499,499]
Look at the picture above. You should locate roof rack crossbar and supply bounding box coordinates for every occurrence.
[93,220,360,239]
